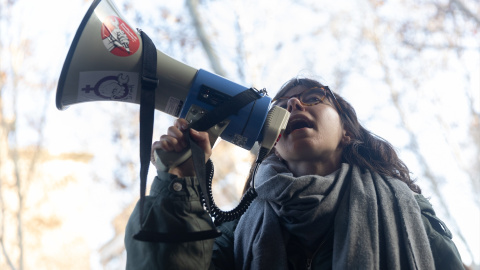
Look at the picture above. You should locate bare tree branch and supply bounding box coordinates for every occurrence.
[185,0,227,77]
[402,40,479,51]
[0,98,17,270]
[449,0,480,26]
[233,9,246,83]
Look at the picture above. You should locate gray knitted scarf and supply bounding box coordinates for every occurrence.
[234,155,434,270]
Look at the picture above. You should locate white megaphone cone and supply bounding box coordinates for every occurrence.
[56,0,198,115]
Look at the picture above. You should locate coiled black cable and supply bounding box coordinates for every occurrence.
[200,147,270,226]
[201,160,260,226]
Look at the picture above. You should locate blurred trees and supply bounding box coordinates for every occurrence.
[1,1,109,269]
[0,1,56,269]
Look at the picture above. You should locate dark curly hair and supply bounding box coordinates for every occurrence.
[243,77,421,194]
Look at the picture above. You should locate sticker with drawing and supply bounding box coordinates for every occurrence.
[78,71,139,102]
[101,15,139,57]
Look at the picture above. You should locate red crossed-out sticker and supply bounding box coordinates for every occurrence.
[101,15,140,57]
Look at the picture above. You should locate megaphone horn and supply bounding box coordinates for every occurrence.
[56,0,196,114]
[56,0,280,153]
[56,0,290,243]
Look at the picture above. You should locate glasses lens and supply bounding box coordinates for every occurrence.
[301,87,327,105]
[272,87,328,108]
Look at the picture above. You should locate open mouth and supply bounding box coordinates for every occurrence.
[285,117,314,135]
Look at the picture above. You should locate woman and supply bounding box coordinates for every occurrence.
[125,78,464,269]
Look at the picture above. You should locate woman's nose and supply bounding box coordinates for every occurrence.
[287,97,305,112]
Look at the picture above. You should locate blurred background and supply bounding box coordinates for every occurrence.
[0,0,479,269]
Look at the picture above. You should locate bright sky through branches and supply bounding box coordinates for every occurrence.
[1,0,479,268]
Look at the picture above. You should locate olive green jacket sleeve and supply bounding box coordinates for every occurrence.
[414,194,464,270]
[124,171,216,270]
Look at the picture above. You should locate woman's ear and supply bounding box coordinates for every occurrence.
[341,130,352,145]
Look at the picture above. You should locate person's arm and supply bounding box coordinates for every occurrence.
[125,118,234,269]
[211,219,238,269]
[415,194,465,270]
[125,171,216,270]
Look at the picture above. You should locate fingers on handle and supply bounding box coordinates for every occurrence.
[150,118,213,165]
[189,129,212,157]
[174,118,189,131]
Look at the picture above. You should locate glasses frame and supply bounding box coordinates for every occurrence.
[272,86,345,115]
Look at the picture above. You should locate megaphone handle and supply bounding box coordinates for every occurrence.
[154,147,192,172]
[154,121,229,172]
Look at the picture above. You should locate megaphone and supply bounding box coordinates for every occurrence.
[56,0,289,242]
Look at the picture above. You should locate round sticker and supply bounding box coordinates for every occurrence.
[101,15,140,57]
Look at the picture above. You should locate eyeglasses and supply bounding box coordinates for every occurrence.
[272,86,344,115]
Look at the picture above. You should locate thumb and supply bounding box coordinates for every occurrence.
[189,129,212,157]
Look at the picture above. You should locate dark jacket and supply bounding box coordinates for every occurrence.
[125,172,464,269]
